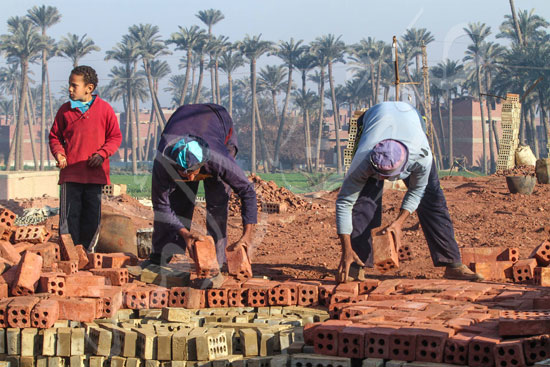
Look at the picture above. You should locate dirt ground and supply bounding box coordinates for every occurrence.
[4,174,549,282]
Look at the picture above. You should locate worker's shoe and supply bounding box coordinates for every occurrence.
[140,253,173,268]
[444,264,484,282]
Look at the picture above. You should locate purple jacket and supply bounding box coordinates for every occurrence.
[152,104,257,232]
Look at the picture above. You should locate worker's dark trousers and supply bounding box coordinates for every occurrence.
[59,182,103,249]
[151,175,231,266]
[350,160,461,267]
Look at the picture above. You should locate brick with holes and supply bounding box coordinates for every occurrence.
[11,252,43,296]
[415,328,452,363]
[297,282,319,306]
[184,287,205,308]
[494,339,526,367]
[0,298,12,328]
[225,244,252,280]
[191,236,219,277]
[365,327,398,359]
[532,240,550,266]
[57,260,78,275]
[30,299,59,329]
[74,245,89,269]
[337,326,367,358]
[27,243,58,269]
[0,225,11,242]
[523,334,550,365]
[358,279,380,295]
[86,253,104,269]
[149,287,170,309]
[444,332,473,365]
[102,253,136,268]
[0,240,21,265]
[207,288,229,308]
[340,305,375,320]
[398,244,412,261]
[246,286,269,308]
[227,288,247,307]
[90,268,129,286]
[389,328,418,362]
[0,208,16,229]
[65,273,105,297]
[513,258,537,283]
[14,225,48,244]
[7,296,40,328]
[168,287,187,308]
[13,242,34,253]
[313,325,344,356]
[268,286,293,306]
[468,335,499,367]
[534,267,550,286]
[57,297,97,322]
[102,286,123,318]
[125,287,150,309]
[38,273,65,296]
[59,234,78,261]
[319,284,336,306]
[334,282,359,295]
[371,227,399,273]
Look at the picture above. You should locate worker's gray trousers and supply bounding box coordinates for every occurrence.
[151,176,231,266]
[350,160,462,267]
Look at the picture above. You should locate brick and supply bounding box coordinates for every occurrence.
[102,287,123,318]
[27,243,58,269]
[247,287,269,307]
[319,284,336,306]
[59,234,78,261]
[90,268,128,286]
[468,335,500,367]
[56,327,71,356]
[20,328,39,357]
[240,328,258,357]
[191,236,220,276]
[268,286,294,306]
[14,226,48,244]
[125,287,150,309]
[41,328,57,356]
[185,287,205,308]
[225,245,252,280]
[86,253,103,269]
[88,327,112,356]
[168,287,187,307]
[102,253,136,268]
[358,280,380,295]
[172,329,191,360]
[136,329,156,360]
[334,282,359,296]
[340,305,375,320]
[0,282,6,298]
[31,299,59,329]
[57,260,77,275]
[501,248,520,262]
[499,311,550,336]
[156,331,173,361]
[388,328,417,362]
[494,339,526,367]
[64,273,105,298]
[7,296,40,328]
[207,288,229,308]
[461,247,516,267]
[338,326,366,358]
[532,240,550,266]
[444,333,473,365]
[89,356,105,367]
[0,240,21,265]
[397,244,412,262]
[535,268,550,286]
[11,252,43,296]
[57,298,97,323]
[414,328,451,363]
[0,208,16,229]
[365,327,397,359]
[371,227,399,272]
[149,287,170,309]
[227,288,247,307]
[69,356,86,367]
[313,324,346,356]
[38,273,65,296]
[513,258,537,282]
[74,246,89,270]
[297,282,319,306]
[473,261,514,281]
[13,242,34,253]
[523,334,550,365]
[6,327,21,355]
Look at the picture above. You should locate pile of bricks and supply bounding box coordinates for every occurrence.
[229,175,321,215]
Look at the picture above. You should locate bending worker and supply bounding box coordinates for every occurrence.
[150,103,257,267]
[336,101,483,282]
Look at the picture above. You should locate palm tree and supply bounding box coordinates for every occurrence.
[144,59,171,160]
[218,48,244,116]
[308,55,329,171]
[311,34,346,174]
[463,22,491,173]
[0,17,45,170]
[258,65,287,123]
[58,33,100,68]
[498,8,549,46]
[402,28,435,75]
[128,24,171,133]
[165,74,186,107]
[293,90,318,172]
[196,9,225,36]
[27,5,61,171]
[207,35,229,103]
[167,25,207,105]
[237,34,273,173]
[272,38,305,169]
[192,36,210,103]
[431,60,464,168]
[196,9,225,104]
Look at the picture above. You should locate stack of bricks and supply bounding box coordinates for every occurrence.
[102,184,127,197]
[343,109,367,173]
[496,93,521,171]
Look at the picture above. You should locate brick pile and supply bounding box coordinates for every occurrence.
[495,165,536,177]
[229,175,322,214]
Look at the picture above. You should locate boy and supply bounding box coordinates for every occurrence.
[49,65,122,248]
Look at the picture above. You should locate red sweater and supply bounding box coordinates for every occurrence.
[49,96,122,185]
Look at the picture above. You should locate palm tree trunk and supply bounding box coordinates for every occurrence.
[404,65,425,115]
[302,71,312,172]
[144,107,153,162]
[6,86,18,170]
[476,62,487,173]
[370,63,376,107]
[27,88,40,169]
[375,57,383,105]
[134,95,142,162]
[529,105,539,157]
[250,59,257,173]
[255,99,270,173]
[215,58,221,105]
[437,100,447,161]
[328,61,342,174]
[190,58,197,102]
[46,62,54,165]
[315,67,326,172]
[143,59,167,130]
[273,65,293,169]
[228,73,233,117]
[25,94,38,169]
[509,0,526,46]
[271,91,279,123]
[539,90,549,157]
[14,59,30,171]
[485,72,496,172]
[39,49,47,171]
[123,91,130,164]
[210,62,216,103]
[179,49,193,106]
[128,88,137,174]
[194,54,205,104]
[448,92,454,167]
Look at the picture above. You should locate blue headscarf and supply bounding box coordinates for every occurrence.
[170,136,210,170]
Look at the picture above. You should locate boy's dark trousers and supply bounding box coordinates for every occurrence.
[59,182,103,248]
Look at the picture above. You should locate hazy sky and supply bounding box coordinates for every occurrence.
[1,0,549,110]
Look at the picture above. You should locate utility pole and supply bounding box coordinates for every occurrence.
[421,41,434,152]
[392,36,400,101]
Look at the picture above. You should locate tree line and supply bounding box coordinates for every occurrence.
[0,3,549,175]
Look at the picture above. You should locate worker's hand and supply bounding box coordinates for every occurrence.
[178,228,202,259]
[337,234,365,283]
[55,153,67,169]
[381,221,403,243]
[227,223,254,253]
[87,153,104,168]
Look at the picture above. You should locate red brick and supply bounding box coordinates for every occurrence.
[461,247,512,267]
[102,253,136,268]
[125,287,150,309]
[340,305,376,320]
[227,288,247,307]
[495,340,527,367]
[225,244,253,280]
[184,287,205,308]
[86,253,104,269]
[0,283,7,298]
[0,240,21,265]
[468,335,500,367]
[13,242,34,253]
[168,287,187,307]
[102,286,123,318]
[27,242,58,268]
[14,225,48,243]
[338,326,366,358]
[304,322,321,345]
[7,296,40,328]
[191,235,219,276]
[0,208,16,229]
[11,252,43,296]
[90,268,129,286]
[415,328,451,363]
[31,299,59,328]
[473,261,514,281]
[532,240,550,266]
[534,267,550,286]
[371,227,399,272]
[149,287,169,309]
[281,282,299,304]
[313,324,344,356]
[57,260,78,275]
[0,298,12,327]
[319,284,336,306]
[0,225,11,242]
[365,327,398,359]
[87,297,104,319]
[499,311,550,336]
[268,285,294,306]
[207,288,229,307]
[331,292,354,305]
[398,244,412,261]
[38,273,66,296]
[59,234,79,261]
[0,265,18,285]
[523,334,550,365]
[246,286,268,307]
[65,273,105,297]
[74,245,89,269]
[513,259,537,283]
[335,282,359,295]
[297,282,319,306]
[57,297,97,322]
[389,328,417,362]
[501,248,520,262]
[358,279,380,295]
[444,333,473,365]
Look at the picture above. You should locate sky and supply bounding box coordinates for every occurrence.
[1,0,549,111]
